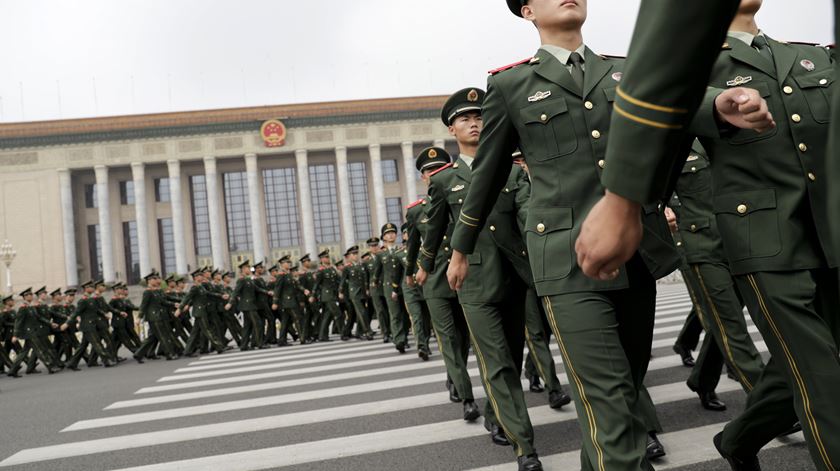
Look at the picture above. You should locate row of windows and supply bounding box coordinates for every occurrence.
[86,178,171,209]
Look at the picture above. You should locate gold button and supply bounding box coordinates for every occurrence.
[522,251,527,256]
[489,225,496,232]
[690,224,697,232]
[808,172,816,182]
[591,130,601,139]
[676,241,683,247]
[536,223,546,233]
[691,166,697,172]
[799,143,808,152]
[444,247,450,252]
[597,159,605,169]
[737,204,748,214]
[783,86,793,94]
[443,235,447,240]
[820,78,828,85]
[792,114,801,123]
[540,113,548,122]
[458,198,463,204]
[584,101,594,110]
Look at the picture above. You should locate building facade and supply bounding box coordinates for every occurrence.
[0,96,458,289]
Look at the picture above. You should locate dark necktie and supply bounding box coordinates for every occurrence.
[569,52,585,91]
[752,35,774,66]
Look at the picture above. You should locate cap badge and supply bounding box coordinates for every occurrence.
[428,149,437,158]
[800,59,815,71]
[725,75,753,87]
[527,90,552,102]
[612,72,623,82]
[467,89,479,102]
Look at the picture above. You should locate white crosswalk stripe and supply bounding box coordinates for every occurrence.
[0,284,812,470]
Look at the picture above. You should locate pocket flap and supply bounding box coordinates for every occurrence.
[522,97,569,125]
[682,217,710,232]
[714,189,777,216]
[681,155,710,173]
[526,207,574,235]
[793,70,834,89]
[467,253,482,265]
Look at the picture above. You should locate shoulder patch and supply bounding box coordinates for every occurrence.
[489,57,532,75]
[429,162,452,177]
[406,198,425,210]
[599,53,626,60]
[787,40,819,47]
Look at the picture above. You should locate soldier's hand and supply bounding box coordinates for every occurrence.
[222,294,230,300]
[405,276,415,287]
[121,311,128,317]
[60,324,68,331]
[225,303,232,311]
[304,289,311,296]
[391,292,398,301]
[576,191,643,280]
[664,207,678,233]
[446,251,468,291]
[338,293,344,301]
[308,297,315,303]
[271,304,278,310]
[11,336,17,343]
[714,87,776,133]
[415,267,428,287]
[268,291,274,296]
[174,309,181,318]
[51,323,59,329]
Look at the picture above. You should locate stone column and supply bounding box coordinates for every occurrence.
[295,149,317,257]
[166,160,188,275]
[130,163,152,278]
[93,165,115,283]
[368,144,387,229]
[335,146,355,249]
[203,156,227,270]
[244,153,267,264]
[401,141,417,204]
[57,169,79,287]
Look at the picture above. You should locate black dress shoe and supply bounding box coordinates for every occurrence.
[165,355,176,361]
[103,361,114,368]
[133,355,145,364]
[116,357,127,363]
[484,419,511,446]
[7,371,21,378]
[672,344,695,367]
[548,389,572,409]
[449,383,462,403]
[259,345,271,349]
[418,349,429,361]
[340,336,350,341]
[517,453,543,471]
[699,391,727,411]
[463,400,480,422]
[396,342,406,354]
[68,365,81,371]
[48,367,61,374]
[529,375,544,393]
[646,432,666,460]
[26,369,41,374]
[714,432,761,470]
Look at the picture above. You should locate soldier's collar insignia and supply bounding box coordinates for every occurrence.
[612,72,623,82]
[800,59,815,71]
[686,155,699,162]
[451,184,465,192]
[529,56,540,64]
[467,89,479,102]
[725,75,753,87]
[527,90,551,102]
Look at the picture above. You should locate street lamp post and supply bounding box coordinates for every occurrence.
[0,240,16,293]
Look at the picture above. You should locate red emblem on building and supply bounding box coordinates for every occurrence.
[260,119,287,147]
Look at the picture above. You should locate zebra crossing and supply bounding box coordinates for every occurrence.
[0,283,811,470]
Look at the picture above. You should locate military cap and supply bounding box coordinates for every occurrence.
[401,223,409,234]
[291,264,299,271]
[190,268,203,278]
[94,279,106,288]
[268,264,279,272]
[2,294,13,303]
[238,260,251,269]
[507,0,526,17]
[80,280,95,288]
[441,87,485,126]
[143,271,160,281]
[64,288,77,296]
[113,283,125,290]
[415,146,452,172]
[362,251,371,259]
[253,261,264,269]
[278,255,291,264]
[299,254,311,263]
[19,287,32,297]
[164,275,175,284]
[318,249,330,259]
[345,245,359,256]
[35,286,47,296]
[366,237,380,246]
[224,271,235,278]
[381,223,398,238]
[211,269,220,277]
[49,288,62,297]
[333,258,343,266]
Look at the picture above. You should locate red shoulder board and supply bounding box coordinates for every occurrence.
[319,267,325,271]
[489,57,532,75]
[429,162,452,177]
[406,198,425,210]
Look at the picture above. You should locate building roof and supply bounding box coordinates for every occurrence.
[0,95,448,149]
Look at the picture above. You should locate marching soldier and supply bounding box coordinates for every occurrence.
[299,254,320,338]
[227,260,267,350]
[398,223,431,360]
[360,249,376,334]
[313,250,342,342]
[366,238,390,341]
[409,147,479,422]
[92,281,125,362]
[0,295,15,375]
[377,223,410,353]
[133,271,181,362]
[216,270,243,347]
[182,269,230,355]
[254,262,276,345]
[272,256,304,346]
[339,247,374,341]
[48,289,74,363]
[109,284,141,355]
[64,281,118,368]
[9,288,62,375]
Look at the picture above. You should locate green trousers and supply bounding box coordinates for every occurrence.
[426,296,473,402]
[343,295,371,338]
[462,291,534,458]
[402,283,431,353]
[241,310,264,348]
[385,290,409,347]
[69,328,116,366]
[679,265,726,394]
[184,316,228,354]
[543,255,656,471]
[10,335,58,373]
[318,301,341,340]
[721,268,840,470]
[135,320,179,358]
[523,287,563,394]
[370,293,390,338]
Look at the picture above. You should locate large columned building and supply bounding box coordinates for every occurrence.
[0,96,458,289]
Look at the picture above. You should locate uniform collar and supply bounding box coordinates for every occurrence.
[540,43,586,67]
[459,154,475,169]
[727,29,764,46]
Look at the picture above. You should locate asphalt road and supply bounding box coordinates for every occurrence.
[0,283,816,470]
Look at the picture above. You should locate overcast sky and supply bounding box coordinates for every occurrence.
[0,0,833,123]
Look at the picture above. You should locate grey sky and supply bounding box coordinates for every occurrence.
[0,0,833,123]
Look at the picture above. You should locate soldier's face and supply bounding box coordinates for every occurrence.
[448,112,483,147]
[281,262,292,271]
[320,257,331,266]
[349,252,359,263]
[23,294,33,302]
[524,0,587,30]
[383,232,397,243]
[240,266,250,276]
[738,0,762,14]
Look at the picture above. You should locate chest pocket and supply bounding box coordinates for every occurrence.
[727,82,778,145]
[446,186,467,211]
[793,68,833,123]
[678,156,712,195]
[519,96,578,162]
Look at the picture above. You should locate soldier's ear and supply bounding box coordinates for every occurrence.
[448,124,457,137]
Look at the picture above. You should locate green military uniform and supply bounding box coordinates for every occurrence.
[273,257,305,345]
[410,149,476,409]
[253,264,276,345]
[397,222,431,359]
[231,261,267,350]
[66,282,118,367]
[109,286,141,354]
[9,288,60,374]
[377,223,410,351]
[134,273,181,361]
[216,273,243,347]
[450,23,679,467]
[368,242,391,341]
[0,296,15,373]
[313,254,342,341]
[340,247,374,340]
[183,271,229,354]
